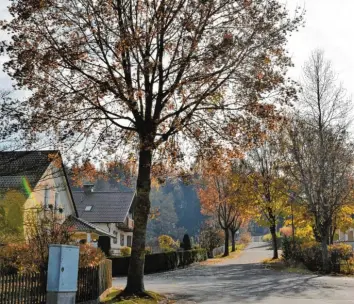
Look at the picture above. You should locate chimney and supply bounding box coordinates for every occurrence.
[83,182,94,194]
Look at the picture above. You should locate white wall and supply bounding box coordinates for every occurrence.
[338,228,354,242]
[93,222,133,255]
[24,162,75,220]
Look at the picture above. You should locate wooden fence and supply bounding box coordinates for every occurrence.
[0,272,47,304]
[0,260,112,304]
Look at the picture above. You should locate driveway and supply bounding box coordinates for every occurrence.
[113,242,354,303]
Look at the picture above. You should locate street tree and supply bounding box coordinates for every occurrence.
[229,161,252,252]
[2,0,302,294]
[198,162,236,257]
[247,136,290,259]
[287,50,354,272]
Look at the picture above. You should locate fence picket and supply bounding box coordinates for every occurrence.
[24,273,28,304]
[4,274,8,303]
[10,274,14,304]
[0,275,3,303]
[0,260,111,304]
[11,274,14,304]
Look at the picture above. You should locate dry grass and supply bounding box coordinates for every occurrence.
[100,288,174,304]
[199,244,246,265]
[262,258,311,274]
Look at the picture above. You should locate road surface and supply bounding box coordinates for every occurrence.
[113,242,354,303]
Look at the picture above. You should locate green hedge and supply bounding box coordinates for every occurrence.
[109,249,207,276]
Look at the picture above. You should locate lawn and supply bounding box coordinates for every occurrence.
[100,288,173,304]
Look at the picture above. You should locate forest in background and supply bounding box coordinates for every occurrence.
[69,166,205,244]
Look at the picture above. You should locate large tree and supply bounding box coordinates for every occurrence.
[287,50,354,272]
[198,156,250,256]
[247,136,289,259]
[2,0,301,294]
[198,168,235,257]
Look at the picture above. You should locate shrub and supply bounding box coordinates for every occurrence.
[158,235,177,252]
[262,232,282,248]
[79,244,106,267]
[279,226,292,237]
[0,242,106,273]
[239,232,251,245]
[328,243,353,261]
[109,248,207,276]
[281,236,292,261]
[199,224,223,257]
[300,243,323,271]
[182,234,192,250]
[144,247,152,255]
[262,232,281,242]
[262,233,272,242]
[0,243,36,274]
[329,243,353,272]
[281,239,353,273]
[120,246,132,257]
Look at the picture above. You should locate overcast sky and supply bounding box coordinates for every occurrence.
[1,0,354,98]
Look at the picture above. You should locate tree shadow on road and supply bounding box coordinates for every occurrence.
[154,262,333,303]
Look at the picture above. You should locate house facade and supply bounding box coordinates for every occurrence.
[337,228,354,242]
[0,151,114,243]
[72,184,135,256]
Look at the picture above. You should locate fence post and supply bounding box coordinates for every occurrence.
[46,244,79,304]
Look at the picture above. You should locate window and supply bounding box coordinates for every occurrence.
[127,235,132,247]
[54,192,59,210]
[113,231,118,244]
[120,234,125,246]
[85,206,93,211]
[44,186,49,209]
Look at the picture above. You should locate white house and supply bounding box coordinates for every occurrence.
[0,150,114,244]
[72,184,135,256]
[337,228,354,242]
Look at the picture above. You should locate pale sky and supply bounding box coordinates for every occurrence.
[0,0,354,98]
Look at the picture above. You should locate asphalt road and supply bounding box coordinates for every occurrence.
[113,242,354,303]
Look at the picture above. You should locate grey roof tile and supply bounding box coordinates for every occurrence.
[72,191,135,223]
[63,215,115,237]
[0,151,58,190]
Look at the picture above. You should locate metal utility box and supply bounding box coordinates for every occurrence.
[47,244,79,303]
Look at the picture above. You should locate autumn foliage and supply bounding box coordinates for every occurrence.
[2,0,303,293]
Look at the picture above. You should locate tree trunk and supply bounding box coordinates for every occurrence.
[313,225,321,243]
[124,148,152,295]
[223,228,230,256]
[321,234,330,273]
[270,224,278,259]
[329,225,336,245]
[231,230,236,252]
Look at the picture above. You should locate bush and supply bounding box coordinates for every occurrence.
[109,248,207,276]
[329,243,353,272]
[0,243,35,274]
[79,244,106,267]
[144,247,152,255]
[239,232,251,245]
[120,246,132,257]
[281,241,353,273]
[0,242,105,273]
[281,236,292,261]
[300,243,323,271]
[328,243,353,261]
[279,226,292,237]
[182,234,192,250]
[262,232,282,249]
[199,224,223,258]
[158,235,177,252]
[262,232,281,242]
